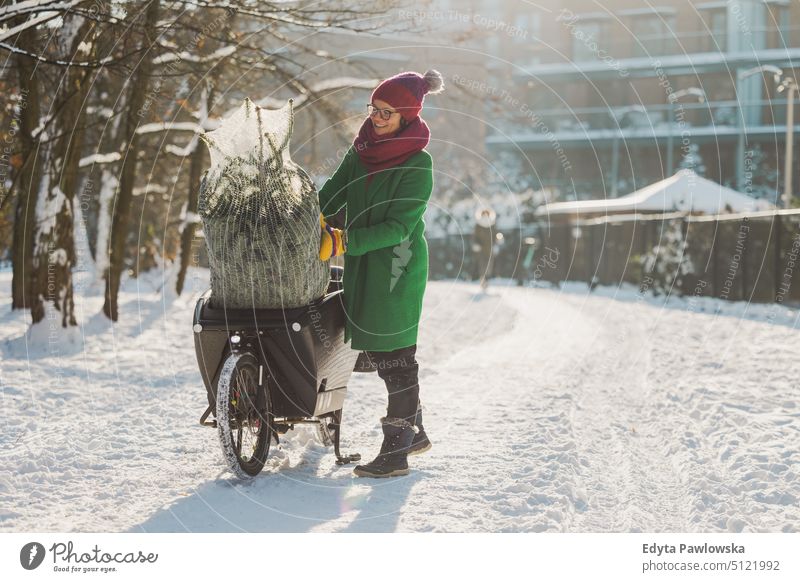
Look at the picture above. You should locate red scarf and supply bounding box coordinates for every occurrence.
[353,115,430,184]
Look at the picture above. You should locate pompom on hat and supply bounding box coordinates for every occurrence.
[371,69,445,122]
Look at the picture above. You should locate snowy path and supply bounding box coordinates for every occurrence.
[1,269,798,532]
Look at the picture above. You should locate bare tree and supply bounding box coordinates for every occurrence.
[9,15,43,310]
[29,11,99,326]
[102,0,162,321]
[3,0,404,325]
[4,0,126,318]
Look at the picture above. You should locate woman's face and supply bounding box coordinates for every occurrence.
[370,98,402,135]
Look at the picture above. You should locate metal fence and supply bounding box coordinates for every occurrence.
[427,209,800,304]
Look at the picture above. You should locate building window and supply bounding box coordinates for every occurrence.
[766,3,791,49]
[630,15,674,57]
[702,8,727,52]
[513,13,540,44]
[571,19,609,62]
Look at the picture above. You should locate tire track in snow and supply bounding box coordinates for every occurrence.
[557,293,692,532]
[413,283,598,531]
[638,308,799,533]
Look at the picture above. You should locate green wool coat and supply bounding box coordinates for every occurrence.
[318,146,434,352]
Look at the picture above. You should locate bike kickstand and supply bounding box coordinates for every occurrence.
[332,411,361,465]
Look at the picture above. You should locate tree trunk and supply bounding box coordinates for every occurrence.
[103,0,161,321]
[176,84,217,296]
[175,10,235,297]
[89,85,127,285]
[11,23,43,310]
[94,167,119,283]
[29,15,98,326]
[175,134,206,296]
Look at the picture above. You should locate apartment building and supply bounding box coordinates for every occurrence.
[484,0,799,205]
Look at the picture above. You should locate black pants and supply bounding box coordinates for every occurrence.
[364,345,419,424]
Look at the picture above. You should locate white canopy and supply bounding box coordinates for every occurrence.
[537,170,776,217]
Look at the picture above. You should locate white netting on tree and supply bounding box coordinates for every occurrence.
[198,98,328,309]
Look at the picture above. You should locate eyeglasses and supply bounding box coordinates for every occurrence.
[367,103,399,121]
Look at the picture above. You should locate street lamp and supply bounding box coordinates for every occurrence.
[666,87,706,176]
[736,65,797,207]
[777,76,798,208]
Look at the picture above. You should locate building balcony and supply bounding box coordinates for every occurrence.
[514,28,800,80]
[563,26,800,60]
[486,99,799,150]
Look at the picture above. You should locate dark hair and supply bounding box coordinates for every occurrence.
[399,117,409,129]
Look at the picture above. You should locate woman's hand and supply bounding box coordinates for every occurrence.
[319,213,347,261]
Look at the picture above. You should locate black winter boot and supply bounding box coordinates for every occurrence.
[408,403,432,456]
[353,417,416,478]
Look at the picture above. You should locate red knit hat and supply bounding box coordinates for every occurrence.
[371,69,445,122]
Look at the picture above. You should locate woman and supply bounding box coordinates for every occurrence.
[317,69,444,478]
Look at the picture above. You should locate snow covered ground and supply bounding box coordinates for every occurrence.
[1,267,798,533]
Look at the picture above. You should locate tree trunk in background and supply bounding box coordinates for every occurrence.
[93,167,119,283]
[176,84,216,296]
[103,0,161,321]
[176,11,235,297]
[11,23,43,310]
[175,131,206,296]
[29,15,98,326]
[92,90,127,285]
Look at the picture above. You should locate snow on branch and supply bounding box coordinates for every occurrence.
[0,40,115,67]
[0,0,83,21]
[303,76,378,93]
[0,1,84,41]
[171,1,368,29]
[79,152,121,168]
[152,44,236,66]
[165,135,200,157]
[136,121,204,135]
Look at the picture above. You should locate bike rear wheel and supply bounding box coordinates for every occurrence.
[216,351,271,478]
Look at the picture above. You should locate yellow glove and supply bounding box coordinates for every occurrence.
[319,213,347,261]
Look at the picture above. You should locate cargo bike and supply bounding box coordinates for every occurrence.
[192,266,372,479]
